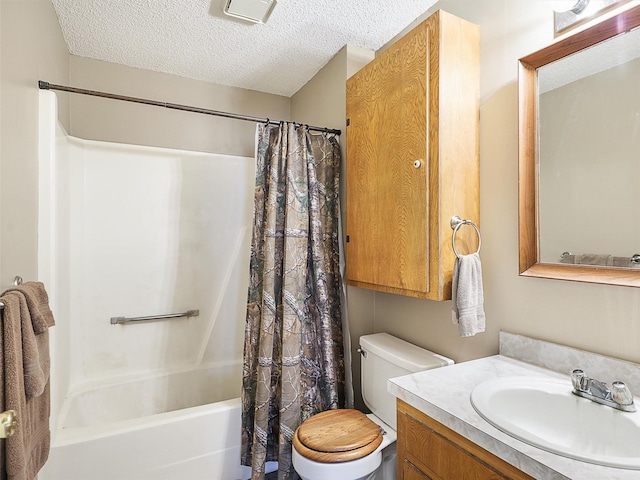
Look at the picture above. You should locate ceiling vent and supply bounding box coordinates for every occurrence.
[223,0,277,24]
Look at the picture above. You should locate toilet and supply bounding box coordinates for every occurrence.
[292,333,453,480]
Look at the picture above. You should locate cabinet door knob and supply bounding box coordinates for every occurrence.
[413,159,423,168]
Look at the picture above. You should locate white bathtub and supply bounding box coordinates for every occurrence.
[41,363,251,480]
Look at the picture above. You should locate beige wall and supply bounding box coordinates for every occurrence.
[4,0,640,413]
[292,0,640,408]
[69,57,290,158]
[0,0,70,288]
[366,0,640,371]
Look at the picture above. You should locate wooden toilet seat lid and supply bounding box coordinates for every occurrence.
[293,409,383,463]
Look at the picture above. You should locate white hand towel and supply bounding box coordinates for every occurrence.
[451,253,486,337]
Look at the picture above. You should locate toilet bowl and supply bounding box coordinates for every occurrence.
[292,333,453,480]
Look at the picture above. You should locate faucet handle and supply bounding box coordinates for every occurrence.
[571,369,588,391]
[611,381,634,406]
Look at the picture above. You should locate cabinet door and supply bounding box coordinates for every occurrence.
[346,22,429,294]
[402,460,434,480]
[397,400,535,480]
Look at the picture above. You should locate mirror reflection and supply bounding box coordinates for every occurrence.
[537,25,640,267]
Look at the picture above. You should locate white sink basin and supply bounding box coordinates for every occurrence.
[470,376,640,469]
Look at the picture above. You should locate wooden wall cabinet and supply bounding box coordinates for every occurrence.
[345,10,480,300]
[397,400,535,480]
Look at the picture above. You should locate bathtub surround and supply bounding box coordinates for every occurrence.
[37,92,255,479]
[242,123,344,480]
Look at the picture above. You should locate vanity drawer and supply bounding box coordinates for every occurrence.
[397,399,534,480]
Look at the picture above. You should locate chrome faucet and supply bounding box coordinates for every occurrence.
[571,369,636,412]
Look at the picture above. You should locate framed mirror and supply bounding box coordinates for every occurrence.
[519,5,640,287]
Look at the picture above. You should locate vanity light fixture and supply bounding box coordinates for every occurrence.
[554,0,631,35]
[223,0,277,24]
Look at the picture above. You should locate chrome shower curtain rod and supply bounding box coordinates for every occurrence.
[38,81,341,135]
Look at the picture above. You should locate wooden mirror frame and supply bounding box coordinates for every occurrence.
[518,5,640,287]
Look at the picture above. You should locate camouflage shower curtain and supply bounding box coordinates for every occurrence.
[241,123,345,480]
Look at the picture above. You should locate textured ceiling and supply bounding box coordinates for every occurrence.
[51,0,439,97]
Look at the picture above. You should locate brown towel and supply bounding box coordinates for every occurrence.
[0,284,55,480]
[8,292,49,398]
[610,256,640,268]
[3,282,55,334]
[560,254,639,268]
[575,254,612,266]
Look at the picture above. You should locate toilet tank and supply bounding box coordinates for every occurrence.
[359,333,453,430]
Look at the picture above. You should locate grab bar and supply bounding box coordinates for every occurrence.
[110,309,200,325]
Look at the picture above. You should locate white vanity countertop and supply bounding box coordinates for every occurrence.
[388,353,640,480]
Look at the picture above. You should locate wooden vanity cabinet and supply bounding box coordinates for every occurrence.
[397,400,535,480]
[345,10,480,300]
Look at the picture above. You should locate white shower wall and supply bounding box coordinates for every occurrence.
[39,92,254,430]
[67,138,253,375]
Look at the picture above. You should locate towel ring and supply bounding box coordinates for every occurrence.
[450,216,481,259]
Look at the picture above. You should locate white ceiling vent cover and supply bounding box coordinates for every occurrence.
[223,0,277,24]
